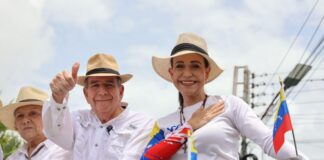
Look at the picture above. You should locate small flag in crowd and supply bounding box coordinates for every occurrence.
[187,130,197,160]
[273,79,298,155]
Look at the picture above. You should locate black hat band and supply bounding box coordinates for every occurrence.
[86,68,120,76]
[171,43,208,56]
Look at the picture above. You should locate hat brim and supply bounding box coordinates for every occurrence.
[77,73,133,86]
[0,101,43,130]
[152,51,223,83]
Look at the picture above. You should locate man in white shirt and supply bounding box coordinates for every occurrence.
[0,86,71,160]
[43,53,153,160]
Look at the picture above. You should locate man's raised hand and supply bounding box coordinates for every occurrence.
[50,62,80,103]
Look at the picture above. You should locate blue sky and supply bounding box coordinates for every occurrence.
[1,0,323,159]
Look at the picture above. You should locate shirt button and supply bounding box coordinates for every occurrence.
[100,126,103,128]
[57,124,61,127]
[57,108,61,111]
[95,144,98,147]
[63,106,66,109]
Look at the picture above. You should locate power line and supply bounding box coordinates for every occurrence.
[251,77,324,88]
[304,34,324,65]
[309,36,324,65]
[293,100,324,105]
[286,36,324,97]
[252,68,324,77]
[256,0,319,106]
[298,15,324,63]
[252,88,324,98]
[292,51,324,100]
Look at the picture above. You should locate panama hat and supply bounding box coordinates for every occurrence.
[152,32,223,83]
[0,86,48,130]
[77,53,133,86]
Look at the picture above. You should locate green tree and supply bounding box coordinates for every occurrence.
[0,122,23,160]
[0,94,23,159]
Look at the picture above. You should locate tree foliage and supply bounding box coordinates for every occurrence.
[0,92,23,160]
[0,122,23,160]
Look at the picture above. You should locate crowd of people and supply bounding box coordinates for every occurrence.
[0,33,307,160]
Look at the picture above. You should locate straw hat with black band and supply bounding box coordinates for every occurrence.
[77,53,133,86]
[152,32,223,83]
[0,86,48,130]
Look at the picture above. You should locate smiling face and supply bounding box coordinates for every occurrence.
[168,53,210,98]
[83,76,124,123]
[14,105,45,142]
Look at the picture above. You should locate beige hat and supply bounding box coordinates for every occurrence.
[152,32,223,83]
[0,86,48,130]
[77,53,133,86]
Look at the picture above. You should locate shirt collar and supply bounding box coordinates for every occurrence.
[17,139,51,157]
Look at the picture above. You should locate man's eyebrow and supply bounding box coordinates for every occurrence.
[89,80,99,84]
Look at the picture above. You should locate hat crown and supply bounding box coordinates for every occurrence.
[175,33,208,53]
[151,32,223,84]
[87,53,119,72]
[77,53,133,86]
[16,86,48,103]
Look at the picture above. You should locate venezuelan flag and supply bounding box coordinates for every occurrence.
[187,130,198,160]
[273,82,293,154]
[147,122,165,146]
[141,122,165,160]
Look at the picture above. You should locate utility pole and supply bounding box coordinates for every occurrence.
[233,66,250,157]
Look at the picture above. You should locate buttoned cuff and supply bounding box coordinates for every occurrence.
[50,94,69,112]
[49,94,70,128]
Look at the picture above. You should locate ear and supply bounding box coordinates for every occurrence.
[119,85,124,99]
[83,88,90,104]
[205,67,211,80]
[14,121,18,130]
[168,68,174,77]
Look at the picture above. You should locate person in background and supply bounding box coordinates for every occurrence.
[0,86,71,160]
[42,53,153,159]
[141,33,308,160]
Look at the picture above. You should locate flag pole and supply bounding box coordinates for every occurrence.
[291,128,299,157]
[280,78,299,157]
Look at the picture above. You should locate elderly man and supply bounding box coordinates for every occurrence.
[0,87,71,160]
[43,53,153,159]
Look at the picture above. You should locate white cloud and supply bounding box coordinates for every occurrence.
[0,0,54,104]
[43,0,114,30]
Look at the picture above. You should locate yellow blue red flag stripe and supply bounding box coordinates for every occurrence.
[273,81,293,154]
[187,130,197,160]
